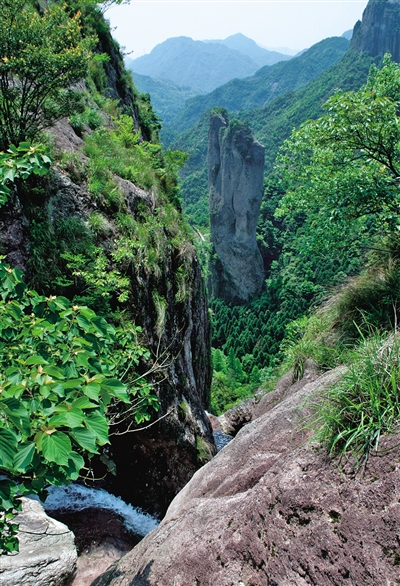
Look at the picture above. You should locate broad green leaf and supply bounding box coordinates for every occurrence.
[0,479,19,510]
[79,307,96,320]
[100,379,129,401]
[62,378,84,389]
[84,382,101,401]
[26,355,48,366]
[72,396,97,410]
[0,428,18,468]
[49,408,84,428]
[45,366,65,379]
[41,432,72,466]
[62,451,85,480]
[85,413,109,445]
[0,398,30,435]
[76,314,91,331]
[13,442,35,473]
[70,427,99,454]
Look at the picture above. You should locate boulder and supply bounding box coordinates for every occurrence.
[91,366,400,585]
[217,397,255,435]
[208,110,265,303]
[0,498,77,586]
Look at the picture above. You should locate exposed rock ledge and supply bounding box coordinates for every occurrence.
[92,365,400,586]
[0,498,76,586]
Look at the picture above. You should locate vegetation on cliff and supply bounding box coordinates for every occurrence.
[0,0,208,552]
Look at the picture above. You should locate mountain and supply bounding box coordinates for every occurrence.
[167,36,350,139]
[342,29,353,40]
[205,33,292,68]
[129,72,200,123]
[126,36,289,94]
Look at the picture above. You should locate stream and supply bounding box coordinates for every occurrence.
[42,432,231,584]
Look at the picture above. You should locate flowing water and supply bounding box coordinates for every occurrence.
[44,484,159,536]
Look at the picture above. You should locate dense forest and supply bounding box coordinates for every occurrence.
[165,1,400,414]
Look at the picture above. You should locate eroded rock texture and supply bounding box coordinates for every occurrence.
[92,366,400,586]
[0,498,76,586]
[208,110,265,303]
[351,0,400,61]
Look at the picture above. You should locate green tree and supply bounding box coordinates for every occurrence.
[212,348,225,373]
[277,54,400,236]
[0,0,94,149]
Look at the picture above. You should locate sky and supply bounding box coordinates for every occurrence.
[106,0,369,59]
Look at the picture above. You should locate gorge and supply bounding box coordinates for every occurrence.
[1,0,400,584]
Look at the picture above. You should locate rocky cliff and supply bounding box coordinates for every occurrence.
[208,110,265,303]
[0,7,214,517]
[351,0,400,61]
[92,363,400,586]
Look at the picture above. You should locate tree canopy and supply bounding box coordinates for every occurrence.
[0,0,94,149]
[276,54,400,235]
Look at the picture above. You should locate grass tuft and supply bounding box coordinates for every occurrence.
[312,331,400,465]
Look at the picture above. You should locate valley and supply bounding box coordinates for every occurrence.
[0,0,400,584]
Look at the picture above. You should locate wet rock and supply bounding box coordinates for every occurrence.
[0,498,76,586]
[92,366,400,586]
[51,508,139,586]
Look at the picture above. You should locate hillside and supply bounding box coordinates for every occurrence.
[129,72,200,123]
[173,41,370,229]
[126,36,287,94]
[167,36,350,139]
[0,0,214,532]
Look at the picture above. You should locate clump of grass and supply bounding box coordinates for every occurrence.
[280,312,342,381]
[88,211,113,237]
[330,238,400,340]
[312,331,400,465]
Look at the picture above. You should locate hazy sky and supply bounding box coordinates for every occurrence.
[107,1,369,59]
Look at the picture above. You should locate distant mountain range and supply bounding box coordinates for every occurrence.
[168,36,350,138]
[126,34,292,94]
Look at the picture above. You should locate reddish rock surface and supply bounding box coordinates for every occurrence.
[50,508,139,586]
[91,366,400,586]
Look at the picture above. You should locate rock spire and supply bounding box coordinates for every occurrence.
[208,109,265,303]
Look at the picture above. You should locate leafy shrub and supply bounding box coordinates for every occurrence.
[0,143,52,205]
[0,262,157,554]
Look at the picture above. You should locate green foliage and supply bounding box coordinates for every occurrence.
[82,113,186,203]
[312,331,400,465]
[0,142,52,205]
[210,347,260,415]
[277,55,400,233]
[0,262,157,554]
[280,313,342,381]
[0,0,94,150]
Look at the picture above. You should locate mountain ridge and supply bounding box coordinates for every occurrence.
[126,35,291,94]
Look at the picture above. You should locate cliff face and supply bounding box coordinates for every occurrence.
[208,110,265,303]
[0,9,214,517]
[351,0,400,61]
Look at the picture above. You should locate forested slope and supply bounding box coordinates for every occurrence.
[167,36,350,139]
